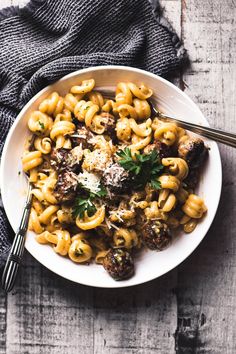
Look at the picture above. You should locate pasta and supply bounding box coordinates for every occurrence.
[158,189,176,212]
[22,151,43,172]
[28,111,53,135]
[182,194,207,219]
[75,206,106,230]
[39,92,64,117]
[68,238,93,263]
[162,157,189,180]
[116,118,132,141]
[154,121,178,145]
[23,79,208,281]
[71,79,95,94]
[34,137,52,154]
[113,228,138,249]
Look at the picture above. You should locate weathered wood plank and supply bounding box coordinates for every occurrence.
[160,0,181,37]
[175,0,236,352]
[4,251,178,354]
[93,271,177,354]
[160,0,182,88]
[5,252,94,354]
[1,0,28,7]
[0,292,7,354]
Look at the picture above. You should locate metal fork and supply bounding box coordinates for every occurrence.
[1,182,32,292]
[150,103,236,148]
[101,89,236,148]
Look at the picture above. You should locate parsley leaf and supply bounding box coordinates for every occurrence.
[89,184,107,198]
[150,179,162,190]
[72,184,107,218]
[38,121,45,130]
[116,147,141,175]
[117,148,163,190]
[72,196,96,218]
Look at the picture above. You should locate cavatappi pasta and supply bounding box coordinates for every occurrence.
[23,79,208,281]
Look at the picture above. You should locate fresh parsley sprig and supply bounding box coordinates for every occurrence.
[89,184,107,199]
[72,184,107,218]
[116,147,163,190]
[72,196,96,218]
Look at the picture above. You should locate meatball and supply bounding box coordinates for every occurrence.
[141,220,171,251]
[144,141,173,159]
[100,112,116,138]
[50,146,83,172]
[54,170,78,203]
[178,137,208,169]
[50,148,69,171]
[71,124,95,149]
[103,248,134,280]
[183,168,199,189]
[102,163,132,195]
[67,146,83,171]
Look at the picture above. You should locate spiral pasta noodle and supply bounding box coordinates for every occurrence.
[154,122,178,145]
[39,92,64,117]
[71,79,95,94]
[28,111,53,135]
[162,157,189,180]
[182,194,207,219]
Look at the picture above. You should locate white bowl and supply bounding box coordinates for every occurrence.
[0,66,222,288]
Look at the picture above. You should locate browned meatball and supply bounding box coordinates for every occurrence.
[178,137,208,169]
[50,148,69,171]
[141,220,171,251]
[50,146,82,172]
[183,168,199,189]
[71,124,95,149]
[103,248,134,280]
[100,112,116,138]
[143,140,173,159]
[54,170,78,203]
[101,163,132,196]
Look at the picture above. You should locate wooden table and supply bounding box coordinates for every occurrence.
[1,0,236,353]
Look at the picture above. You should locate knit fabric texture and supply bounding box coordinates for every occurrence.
[0,0,186,267]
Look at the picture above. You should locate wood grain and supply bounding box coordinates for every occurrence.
[3,252,177,354]
[0,292,6,354]
[1,0,28,7]
[5,253,95,354]
[93,271,177,354]
[160,0,182,37]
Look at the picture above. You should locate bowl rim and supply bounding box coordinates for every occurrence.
[0,65,222,288]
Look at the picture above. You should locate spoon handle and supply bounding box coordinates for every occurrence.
[1,184,32,292]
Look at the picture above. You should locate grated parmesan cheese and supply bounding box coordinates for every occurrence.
[105,217,120,230]
[109,210,124,223]
[77,171,101,194]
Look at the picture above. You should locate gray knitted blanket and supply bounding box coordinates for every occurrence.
[0,0,186,267]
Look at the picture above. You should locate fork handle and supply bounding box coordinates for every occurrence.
[159,113,236,148]
[1,233,25,292]
[1,185,32,292]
